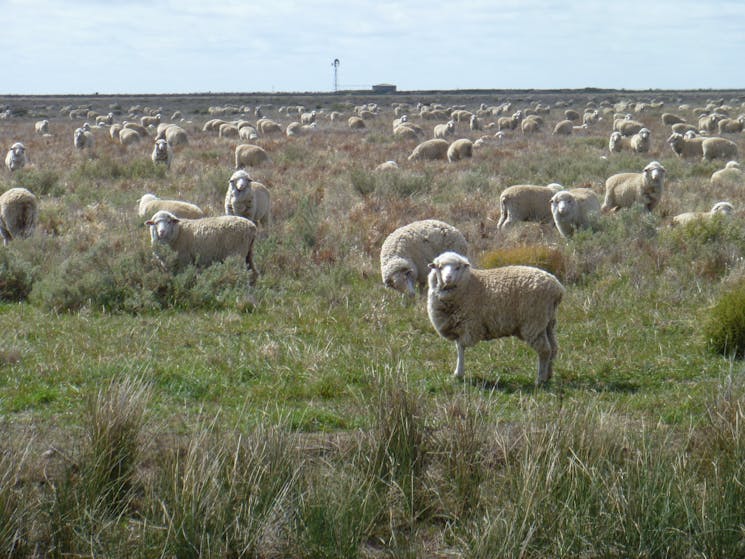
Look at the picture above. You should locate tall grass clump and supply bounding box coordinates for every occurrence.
[703,278,745,358]
[0,247,37,301]
[0,435,31,558]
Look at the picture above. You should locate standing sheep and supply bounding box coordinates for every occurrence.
[614,118,644,136]
[145,210,258,282]
[348,116,366,130]
[497,183,563,229]
[234,144,269,169]
[74,127,95,151]
[151,139,173,169]
[380,219,468,297]
[629,127,651,153]
[433,120,456,139]
[427,251,564,384]
[702,137,738,161]
[608,131,632,153]
[0,187,38,244]
[5,142,27,172]
[550,188,601,237]
[671,202,734,226]
[601,161,666,213]
[447,139,474,162]
[552,120,574,135]
[667,132,704,159]
[156,124,189,147]
[224,170,271,227]
[138,194,205,219]
[408,139,450,161]
[711,161,744,188]
[119,128,142,146]
[35,119,49,135]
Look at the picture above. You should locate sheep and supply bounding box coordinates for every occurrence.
[433,120,456,139]
[661,113,686,125]
[521,115,543,134]
[497,112,521,131]
[203,118,227,133]
[300,110,316,125]
[123,121,149,136]
[497,183,563,229]
[374,160,399,172]
[408,138,449,161]
[224,170,271,227]
[711,161,744,188]
[447,139,473,162]
[0,187,38,245]
[5,142,27,172]
[73,127,95,151]
[156,124,188,147]
[613,117,644,136]
[380,219,468,297]
[151,139,173,169]
[702,137,739,161]
[717,116,745,134]
[239,125,259,141]
[564,109,581,122]
[234,144,269,169]
[667,132,704,159]
[426,251,564,384]
[394,125,420,140]
[608,131,632,152]
[118,128,142,146]
[348,116,366,129]
[96,112,114,126]
[140,113,161,127]
[35,119,49,135]
[109,123,123,141]
[137,193,205,219]
[219,123,239,138]
[629,127,651,153]
[601,160,666,213]
[145,210,258,281]
[469,114,482,131]
[583,109,601,126]
[552,120,574,135]
[550,188,601,238]
[671,201,735,227]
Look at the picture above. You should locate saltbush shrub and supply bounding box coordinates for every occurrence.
[703,279,745,358]
[480,244,566,279]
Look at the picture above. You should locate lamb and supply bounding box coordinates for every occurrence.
[601,161,666,213]
[671,201,734,227]
[35,119,49,135]
[408,138,449,161]
[426,251,564,384]
[667,132,704,159]
[447,139,473,162]
[234,144,269,169]
[5,142,27,172]
[151,139,173,169]
[145,210,258,282]
[74,127,95,151]
[380,219,468,297]
[0,187,38,244]
[137,193,205,219]
[550,188,601,237]
[497,183,563,229]
[710,161,744,188]
[702,137,738,161]
[552,120,574,135]
[433,120,456,139]
[629,127,651,153]
[224,170,271,227]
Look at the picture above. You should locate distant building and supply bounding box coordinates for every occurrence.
[372,83,396,94]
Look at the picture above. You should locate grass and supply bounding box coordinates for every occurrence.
[1,89,745,555]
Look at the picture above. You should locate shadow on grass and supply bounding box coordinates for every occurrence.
[465,371,641,395]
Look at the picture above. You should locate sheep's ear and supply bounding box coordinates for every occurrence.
[145,220,154,226]
[428,262,436,270]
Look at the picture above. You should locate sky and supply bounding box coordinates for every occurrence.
[2,0,744,95]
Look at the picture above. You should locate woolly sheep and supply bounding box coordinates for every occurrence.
[4,142,26,172]
[255,119,281,135]
[219,123,239,138]
[238,125,259,141]
[629,127,651,153]
[300,110,317,125]
[717,116,745,134]
[702,137,739,161]
[234,144,269,169]
[224,170,271,227]
[582,109,601,126]
[469,114,482,131]
[552,120,574,135]
[710,161,744,188]
[0,187,38,244]
[447,139,473,162]
[119,128,142,146]
[550,188,601,238]
[151,139,173,169]
[427,251,564,383]
[408,138,449,161]
[564,109,581,122]
[35,119,49,135]
[521,115,543,134]
[156,124,188,147]
[380,219,468,297]
[614,118,644,136]
[145,210,258,281]
[96,112,114,126]
[661,113,686,125]
[109,123,123,141]
[608,131,632,153]
[74,127,95,151]
[137,193,205,219]
[497,183,563,229]
[667,132,704,159]
[433,120,455,139]
[602,160,666,212]
[394,125,420,140]
[348,116,366,130]
[671,201,734,227]
[140,114,161,127]
[374,160,399,172]
[123,121,149,136]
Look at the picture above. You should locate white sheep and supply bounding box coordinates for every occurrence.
[156,124,188,147]
[661,113,686,125]
[408,139,449,161]
[629,128,651,153]
[35,119,49,135]
[702,137,738,161]
[608,131,632,153]
[667,132,704,159]
[348,116,366,130]
[497,183,563,229]
[427,251,564,384]
[234,144,269,169]
[151,139,173,169]
[300,110,317,125]
[5,143,27,172]
[140,113,161,127]
[550,188,601,238]
[224,170,271,227]
[601,161,666,213]
[145,210,258,282]
[469,114,482,131]
[614,118,644,136]
[0,187,38,245]
[137,193,205,220]
[671,201,734,227]
[73,127,95,151]
[447,139,473,162]
[552,120,574,135]
[219,123,240,138]
[119,128,142,146]
[257,118,283,135]
[433,120,455,139]
[374,160,399,172]
[710,161,744,188]
[394,125,420,140]
[380,219,468,297]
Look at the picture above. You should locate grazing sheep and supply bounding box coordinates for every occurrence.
[73,127,95,151]
[151,139,173,169]
[630,127,651,153]
[109,123,123,141]
[348,116,366,130]
[602,161,666,212]
[671,122,697,135]
[123,121,149,137]
[661,113,686,125]
[96,112,114,126]
[447,139,474,162]
[408,138,449,161]
[614,118,644,136]
[4,142,27,172]
[380,219,468,297]
[564,109,581,122]
[224,170,271,227]
[552,120,574,135]
[145,210,258,281]
[35,119,49,135]
[717,116,745,134]
[550,188,601,237]
[0,187,38,244]
[137,193,205,219]
[234,144,269,169]
[239,125,259,141]
[521,115,543,134]
[140,114,161,127]
[219,123,240,138]
[608,131,632,153]
[203,118,227,133]
[433,120,456,139]
[393,125,420,140]
[119,128,142,146]
[671,201,735,226]
[427,251,564,384]
[667,132,704,159]
[156,124,188,147]
[711,161,744,188]
[257,119,282,135]
[702,137,739,161]
[497,183,563,229]
[374,160,399,172]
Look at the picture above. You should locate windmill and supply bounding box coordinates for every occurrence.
[332,58,340,92]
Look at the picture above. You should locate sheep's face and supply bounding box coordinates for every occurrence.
[551,193,577,218]
[10,143,25,157]
[712,202,734,216]
[229,173,252,195]
[154,140,169,157]
[644,163,666,183]
[429,252,470,291]
[145,211,179,244]
[386,267,416,296]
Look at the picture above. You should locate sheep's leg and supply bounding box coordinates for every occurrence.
[529,331,553,385]
[454,341,465,378]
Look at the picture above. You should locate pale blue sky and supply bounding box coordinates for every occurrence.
[3,0,744,94]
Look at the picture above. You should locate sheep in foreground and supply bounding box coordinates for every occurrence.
[711,161,744,188]
[497,183,563,229]
[225,170,271,227]
[73,127,95,151]
[151,139,173,169]
[234,144,269,169]
[137,193,205,219]
[550,188,601,237]
[5,142,27,172]
[667,132,704,159]
[146,210,258,282]
[671,202,734,227]
[447,139,473,162]
[702,137,738,161]
[380,219,468,297]
[433,120,455,139]
[602,161,666,213]
[427,251,564,384]
[0,187,38,245]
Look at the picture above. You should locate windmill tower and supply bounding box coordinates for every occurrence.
[332,58,340,92]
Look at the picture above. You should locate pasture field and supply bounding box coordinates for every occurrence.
[0,89,744,557]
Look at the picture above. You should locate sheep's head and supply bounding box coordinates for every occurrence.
[10,142,25,155]
[428,251,470,292]
[711,202,734,216]
[725,160,741,170]
[667,132,683,146]
[384,256,416,296]
[550,191,577,219]
[145,210,180,244]
[154,139,169,156]
[643,161,666,184]
[229,170,252,192]
[638,128,650,139]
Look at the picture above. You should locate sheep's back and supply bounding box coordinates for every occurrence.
[175,217,255,266]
